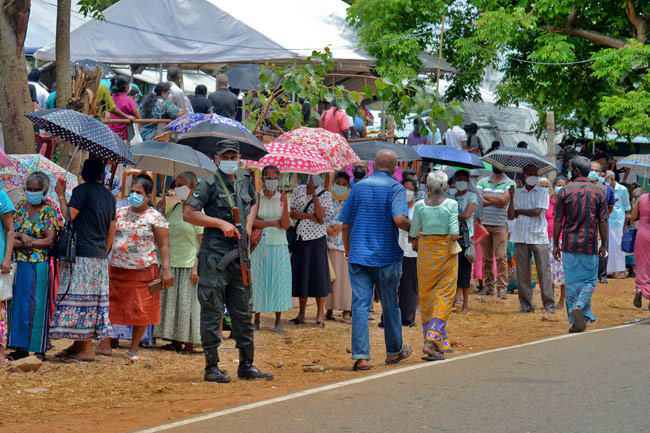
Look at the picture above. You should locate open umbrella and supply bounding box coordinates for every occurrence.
[225,64,264,91]
[616,154,650,168]
[24,108,135,166]
[272,127,359,170]
[413,145,484,169]
[244,142,333,175]
[130,141,217,178]
[0,154,78,220]
[482,147,556,175]
[70,59,115,78]
[167,113,251,134]
[177,121,268,161]
[351,140,421,162]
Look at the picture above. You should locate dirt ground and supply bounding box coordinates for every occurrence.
[1,278,648,433]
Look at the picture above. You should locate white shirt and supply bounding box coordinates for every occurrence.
[168,81,193,114]
[29,81,49,109]
[398,206,417,257]
[511,184,549,244]
[290,185,335,241]
[443,125,467,150]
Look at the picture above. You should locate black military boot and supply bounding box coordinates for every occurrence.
[237,345,273,380]
[204,348,231,383]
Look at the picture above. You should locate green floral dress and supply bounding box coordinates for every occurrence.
[13,201,59,262]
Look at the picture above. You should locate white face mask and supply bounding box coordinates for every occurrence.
[575,146,582,153]
[525,176,538,186]
[455,181,468,192]
[311,175,324,187]
[174,185,191,201]
[555,186,563,194]
[265,179,279,191]
[405,190,415,202]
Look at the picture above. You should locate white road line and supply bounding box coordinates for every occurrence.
[135,320,644,433]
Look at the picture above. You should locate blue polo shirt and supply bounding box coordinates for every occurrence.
[339,171,408,267]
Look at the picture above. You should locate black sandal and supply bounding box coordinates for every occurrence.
[353,359,371,371]
[314,321,325,328]
[289,317,305,325]
[385,345,412,364]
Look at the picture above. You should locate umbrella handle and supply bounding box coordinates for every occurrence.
[65,147,80,174]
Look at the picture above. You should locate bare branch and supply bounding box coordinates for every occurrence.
[625,0,647,44]
[541,25,630,49]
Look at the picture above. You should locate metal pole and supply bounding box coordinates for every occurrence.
[159,63,163,82]
[436,15,446,92]
[546,111,556,182]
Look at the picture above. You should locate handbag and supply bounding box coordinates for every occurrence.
[130,124,143,145]
[0,263,16,302]
[622,228,637,253]
[287,190,326,253]
[249,193,264,253]
[458,220,471,248]
[473,220,489,245]
[52,207,76,263]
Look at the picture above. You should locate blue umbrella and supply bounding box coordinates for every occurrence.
[413,145,484,169]
[166,113,250,134]
[24,108,135,166]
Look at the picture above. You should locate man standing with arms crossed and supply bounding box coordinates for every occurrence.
[340,150,413,371]
[184,140,272,383]
[554,156,608,333]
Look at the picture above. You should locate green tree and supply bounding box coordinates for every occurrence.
[348,0,650,139]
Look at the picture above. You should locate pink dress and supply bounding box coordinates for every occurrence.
[634,194,650,299]
[109,93,137,139]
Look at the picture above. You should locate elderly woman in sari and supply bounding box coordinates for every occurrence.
[409,170,459,361]
[8,172,58,360]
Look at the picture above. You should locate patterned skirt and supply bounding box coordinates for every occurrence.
[417,236,458,353]
[154,267,202,344]
[50,257,112,341]
[251,236,292,313]
[8,261,52,353]
[549,240,565,286]
[0,301,6,348]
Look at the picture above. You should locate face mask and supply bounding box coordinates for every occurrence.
[25,190,44,205]
[448,188,457,196]
[492,167,504,175]
[420,183,428,192]
[264,179,279,191]
[353,167,366,180]
[575,146,582,153]
[554,186,563,194]
[587,170,599,181]
[455,181,468,192]
[525,176,538,186]
[129,192,144,208]
[568,170,573,180]
[218,160,239,175]
[598,176,606,184]
[332,184,348,196]
[405,190,415,202]
[311,175,324,187]
[175,185,191,201]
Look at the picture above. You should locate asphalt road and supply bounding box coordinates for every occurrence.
[137,321,650,433]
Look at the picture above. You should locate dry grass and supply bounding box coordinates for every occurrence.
[1,278,648,433]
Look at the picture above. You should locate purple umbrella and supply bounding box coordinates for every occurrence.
[166,113,250,134]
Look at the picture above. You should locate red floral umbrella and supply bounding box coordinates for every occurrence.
[244,142,333,175]
[271,127,359,170]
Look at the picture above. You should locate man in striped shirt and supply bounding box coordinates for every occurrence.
[509,165,555,314]
[553,156,608,333]
[476,168,516,299]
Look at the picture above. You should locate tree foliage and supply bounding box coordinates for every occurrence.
[348,0,650,139]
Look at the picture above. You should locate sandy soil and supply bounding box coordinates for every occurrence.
[1,278,648,433]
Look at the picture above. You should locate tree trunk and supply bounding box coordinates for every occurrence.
[55,0,81,173]
[0,0,35,154]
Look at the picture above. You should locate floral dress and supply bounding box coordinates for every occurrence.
[112,207,169,270]
[13,201,58,262]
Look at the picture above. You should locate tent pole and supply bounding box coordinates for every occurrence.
[436,15,446,92]
[159,63,163,82]
[546,111,556,183]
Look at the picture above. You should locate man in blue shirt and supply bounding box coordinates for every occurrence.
[592,163,615,283]
[340,150,413,371]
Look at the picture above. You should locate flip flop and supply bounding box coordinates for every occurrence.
[325,315,335,321]
[273,327,284,334]
[353,359,371,371]
[572,307,586,332]
[385,345,413,365]
[289,317,305,325]
[68,354,95,363]
[55,348,75,358]
[314,321,325,328]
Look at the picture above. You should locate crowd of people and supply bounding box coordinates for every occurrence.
[2,66,649,379]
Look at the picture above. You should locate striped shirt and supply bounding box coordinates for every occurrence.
[511,184,549,244]
[554,177,608,255]
[476,175,516,226]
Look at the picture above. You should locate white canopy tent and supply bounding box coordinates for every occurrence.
[26,0,90,55]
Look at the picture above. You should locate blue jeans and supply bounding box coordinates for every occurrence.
[349,259,404,360]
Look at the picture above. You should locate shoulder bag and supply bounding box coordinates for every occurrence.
[249,192,263,253]
[287,190,326,254]
[52,207,76,263]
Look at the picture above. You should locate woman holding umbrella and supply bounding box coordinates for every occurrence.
[7,172,59,360]
[250,165,292,332]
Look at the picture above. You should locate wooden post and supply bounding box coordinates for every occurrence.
[436,15,446,92]
[387,115,395,143]
[546,111,556,182]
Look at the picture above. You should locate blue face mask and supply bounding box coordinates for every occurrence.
[311,175,324,187]
[448,188,457,196]
[587,170,599,181]
[598,176,606,184]
[219,160,239,175]
[128,192,144,208]
[25,190,44,205]
[332,184,348,196]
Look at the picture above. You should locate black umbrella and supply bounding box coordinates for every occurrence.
[71,59,115,78]
[350,140,421,162]
[176,122,268,161]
